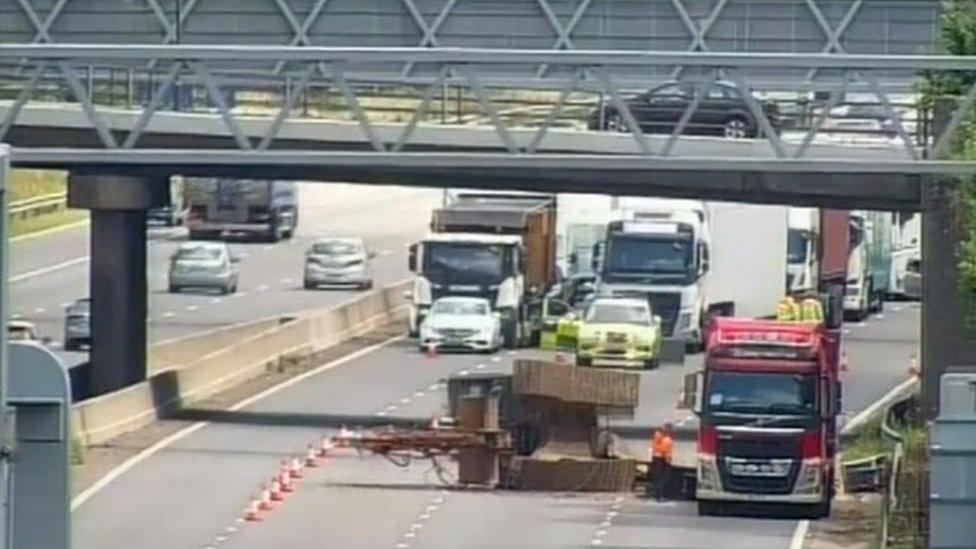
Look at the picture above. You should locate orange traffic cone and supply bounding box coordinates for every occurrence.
[289,456,304,479]
[279,471,294,493]
[319,436,333,458]
[908,355,920,378]
[258,484,273,511]
[269,476,284,502]
[305,444,319,468]
[244,496,263,521]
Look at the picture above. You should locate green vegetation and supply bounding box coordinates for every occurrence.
[842,417,887,462]
[925,1,976,321]
[8,169,68,202]
[9,208,87,238]
[70,437,85,466]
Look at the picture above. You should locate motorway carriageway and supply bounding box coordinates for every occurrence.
[8,183,442,368]
[71,297,919,548]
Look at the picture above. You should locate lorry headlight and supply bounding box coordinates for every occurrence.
[795,460,822,494]
[698,456,720,491]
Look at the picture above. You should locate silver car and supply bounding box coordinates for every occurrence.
[168,241,240,294]
[303,237,375,290]
[63,298,91,351]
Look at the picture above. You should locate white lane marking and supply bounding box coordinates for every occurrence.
[589,540,603,546]
[60,301,71,308]
[261,245,274,251]
[842,329,851,335]
[505,350,517,356]
[233,292,247,299]
[378,250,394,257]
[413,391,425,397]
[404,532,416,539]
[257,284,270,291]
[162,312,176,318]
[490,357,501,363]
[875,314,886,319]
[396,544,410,548]
[10,256,88,283]
[458,370,470,377]
[210,298,223,305]
[70,335,405,511]
[475,363,486,370]
[280,278,294,285]
[892,305,903,312]
[375,411,387,417]
[186,305,199,312]
[428,383,439,391]
[399,397,411,404]
[10,219,90,243]
[852,322,866,328]
[385,405,398,412]
[789,520,810,549]
[34,307,45,314]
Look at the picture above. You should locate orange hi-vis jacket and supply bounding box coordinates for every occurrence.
[650,430,674,462]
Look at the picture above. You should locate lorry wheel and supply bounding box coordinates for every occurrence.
[643,357,660,370]
[697,501,723,516]
[64,339,78,352]
[502,318,519,349]
[168,284,180,293]
[576,356,592,367]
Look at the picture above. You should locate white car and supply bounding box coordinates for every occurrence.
[304,237,375,290]
[419,297,501,353]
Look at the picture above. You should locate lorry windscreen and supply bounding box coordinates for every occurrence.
[605,234,694,278]
[787,230,810,265]
[704,371,818,417]
[424,243,511,285]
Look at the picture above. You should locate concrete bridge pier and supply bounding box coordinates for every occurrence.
[68,174,167,396]
[921,179,976,420]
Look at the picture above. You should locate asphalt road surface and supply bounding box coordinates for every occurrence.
[9,183,441,367]
[71,300,918,548]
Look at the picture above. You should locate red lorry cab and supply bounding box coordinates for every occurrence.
[694,317,840,518]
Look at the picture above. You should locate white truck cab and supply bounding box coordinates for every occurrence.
[788,208,820,294]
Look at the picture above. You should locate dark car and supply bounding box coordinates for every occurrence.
[64,298,91,351]
[588,81,780,139]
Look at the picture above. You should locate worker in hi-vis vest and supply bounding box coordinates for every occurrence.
[649,423,675,500]
[776,295,801,322]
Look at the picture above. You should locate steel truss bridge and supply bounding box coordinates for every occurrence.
[0,44,974,209]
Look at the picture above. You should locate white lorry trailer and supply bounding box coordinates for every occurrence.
[888,212,920,300]
[595,199,788,349]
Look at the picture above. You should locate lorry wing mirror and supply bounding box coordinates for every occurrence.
[407,244,417,272]
[683,372,703,414]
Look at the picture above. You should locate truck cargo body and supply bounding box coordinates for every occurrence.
[185,178,298,242]
[888,212,920,299]
[692,318,840,519]
[596,200,787,349]
[410,194,557,347]
[147,176,188,227]
[844,211,893,319]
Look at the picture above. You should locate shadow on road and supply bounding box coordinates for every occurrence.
[167,407,430,430]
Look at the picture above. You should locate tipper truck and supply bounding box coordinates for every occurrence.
[185,178,298,242]
[687,315,841,518]
[594,199,788,350]
[407,193,557,347]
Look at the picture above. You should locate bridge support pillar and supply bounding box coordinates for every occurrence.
[68,174,167,396]
[920,179,976,420]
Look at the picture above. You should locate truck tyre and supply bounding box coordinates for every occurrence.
[304,279,316,290]
[576,356,592,367]
[64,339,78,352]
[168,284,180,293]
[643,357,660,370]
[697,501,723,516]
[502,317,519,349]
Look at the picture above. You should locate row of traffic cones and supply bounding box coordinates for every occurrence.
[243,436,336,522]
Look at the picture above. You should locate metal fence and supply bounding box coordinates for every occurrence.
[879,395,928,549]
[7,191,66,221]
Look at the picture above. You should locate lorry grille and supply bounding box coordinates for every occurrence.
[647,292,681,336]
[432,286,498,305]
[716,433,801,495]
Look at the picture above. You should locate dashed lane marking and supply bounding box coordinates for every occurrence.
[34,307,45,314]
[162,311,176,318]
[257,284,270,291]
[186,305,199,312]
[10,257,88,283]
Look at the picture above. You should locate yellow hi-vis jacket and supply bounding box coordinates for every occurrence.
[776,297,800,321]
[799,298,824,323]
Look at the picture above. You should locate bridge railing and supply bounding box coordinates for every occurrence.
[0,46,970,160]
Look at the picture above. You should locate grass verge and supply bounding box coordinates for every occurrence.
[9,169,68,202]
[10,208,87,238]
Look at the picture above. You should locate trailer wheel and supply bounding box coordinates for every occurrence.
[643,357,660,370]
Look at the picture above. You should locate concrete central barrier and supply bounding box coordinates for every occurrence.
[72,280,410,446]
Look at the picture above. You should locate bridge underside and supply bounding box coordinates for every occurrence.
[13,147,923,211]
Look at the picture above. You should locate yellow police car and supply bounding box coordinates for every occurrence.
[575,297,662,369]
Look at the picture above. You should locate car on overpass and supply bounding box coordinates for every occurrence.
[168,241,240,295]
[303,237,375,290]
[419,297,502,353]
[63,298,91,351]
[587,81,781,139]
